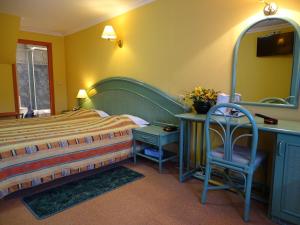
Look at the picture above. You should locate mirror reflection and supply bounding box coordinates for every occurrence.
[235,19,295,105]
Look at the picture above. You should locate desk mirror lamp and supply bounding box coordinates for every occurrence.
[230,13,300,124]
[231,16,300,109]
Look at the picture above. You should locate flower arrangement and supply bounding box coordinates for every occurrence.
[185,86,219,114]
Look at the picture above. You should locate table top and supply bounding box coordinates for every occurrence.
[133,125,179,136]
[176,113,300,136]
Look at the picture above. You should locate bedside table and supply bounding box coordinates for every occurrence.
[132,125,179,173]
[61,110,71,114]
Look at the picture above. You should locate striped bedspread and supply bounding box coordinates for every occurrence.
[0,109,138,198]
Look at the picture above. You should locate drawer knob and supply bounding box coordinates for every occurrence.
[277,141,285,157]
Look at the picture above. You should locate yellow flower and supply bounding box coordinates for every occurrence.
[185,86,218,105]
[195,86,202,92]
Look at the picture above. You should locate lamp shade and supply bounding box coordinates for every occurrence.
[101,25,117,40]
[76,89,88,99]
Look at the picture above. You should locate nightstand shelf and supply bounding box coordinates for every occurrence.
[136,150,177,163]
[132,125,179,172]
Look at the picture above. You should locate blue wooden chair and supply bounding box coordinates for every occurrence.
[201,103,266,222]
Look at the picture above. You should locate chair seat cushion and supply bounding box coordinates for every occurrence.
[211,145,266,169]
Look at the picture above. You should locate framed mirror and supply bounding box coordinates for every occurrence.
[231,17,300,108]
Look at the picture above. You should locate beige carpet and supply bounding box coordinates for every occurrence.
[0,160,274,225]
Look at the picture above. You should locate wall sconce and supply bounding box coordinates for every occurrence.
[87,88,97,97]
[101,25,123,48]
[75,89,88,109]
[260,1,278,16]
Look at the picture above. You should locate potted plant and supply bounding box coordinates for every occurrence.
[185,86,218,114]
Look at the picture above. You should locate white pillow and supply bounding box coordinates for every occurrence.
[123,114,149,127]
[94,110,110,117]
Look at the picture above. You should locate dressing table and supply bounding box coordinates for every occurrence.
[177,16,300,224]
[176,113,300,224]
[231,16,300,224]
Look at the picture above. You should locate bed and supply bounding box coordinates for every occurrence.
[0,77,189,198]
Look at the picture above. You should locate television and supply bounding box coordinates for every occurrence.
[257,32,294,57]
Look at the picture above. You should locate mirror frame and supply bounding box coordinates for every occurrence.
[231,17,300,108]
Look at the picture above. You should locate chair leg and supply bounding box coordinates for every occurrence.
[244,173,253,222]
[201,163,211,204]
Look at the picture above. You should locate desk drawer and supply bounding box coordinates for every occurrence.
[133,132,159,145]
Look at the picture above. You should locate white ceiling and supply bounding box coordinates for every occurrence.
[0,0,154,36]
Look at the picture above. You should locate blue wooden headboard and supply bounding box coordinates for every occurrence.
[81,77,190,125]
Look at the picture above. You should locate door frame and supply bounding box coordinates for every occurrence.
[15,39,55,115]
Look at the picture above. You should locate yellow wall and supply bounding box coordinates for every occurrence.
[65,0,300,121]
[0,14,67,114]
[17,31,68,114]
[0,13,20,64]
[236,28,293,102]
[0,64,15,112]
[0,13,19,113]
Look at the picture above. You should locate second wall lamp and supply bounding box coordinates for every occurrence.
[101,25,123,48]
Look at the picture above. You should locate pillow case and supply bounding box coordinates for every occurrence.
[94,110,110,117]
[123,114,149,127]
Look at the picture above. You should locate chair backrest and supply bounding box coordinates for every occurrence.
[204,103,258,169]
[259,97,289,104]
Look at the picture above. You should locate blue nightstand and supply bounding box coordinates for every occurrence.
[132,125,179,172]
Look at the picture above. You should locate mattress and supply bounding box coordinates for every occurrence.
[0,109,138,198]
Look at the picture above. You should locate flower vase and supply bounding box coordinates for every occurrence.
[193,101,211,114]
